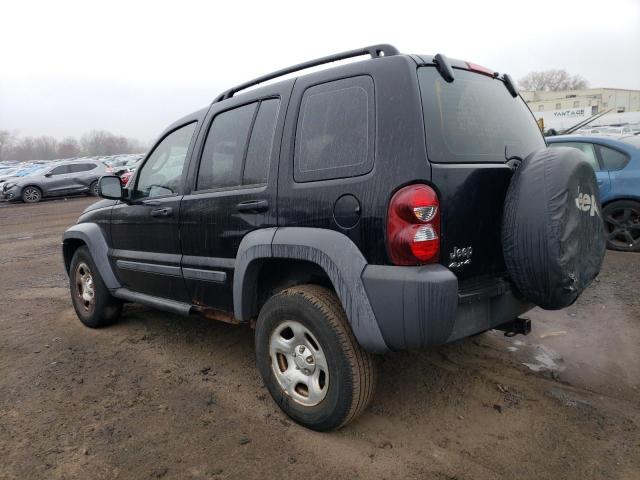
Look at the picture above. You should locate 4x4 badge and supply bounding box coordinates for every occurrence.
[575,187,600,217]
[449,246,472,269]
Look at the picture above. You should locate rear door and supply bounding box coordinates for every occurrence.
[179,81,292,311]
[417,66,546,283]
[43,164,74,195]
[67,163,101,193]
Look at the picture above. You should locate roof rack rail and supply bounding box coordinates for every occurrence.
[212,44,400,103]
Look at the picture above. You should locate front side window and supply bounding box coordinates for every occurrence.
[294,76,374,182]
[49,165,70,175]
[135,122,196,199]
[549,142,600,171]
[597,145,630,171]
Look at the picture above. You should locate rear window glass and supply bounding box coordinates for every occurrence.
[597,145,629,171]
[418,67,545,163]
[294,76,374,182]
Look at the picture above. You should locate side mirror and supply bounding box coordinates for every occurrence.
[98,175,125,201]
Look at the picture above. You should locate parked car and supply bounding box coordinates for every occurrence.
[548,135,640,252]
[2,160,108,203]
[117,157,144,184]
[62,45,605,431]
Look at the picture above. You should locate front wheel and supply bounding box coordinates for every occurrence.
[255,285,376,431]
[603,200,640,252]
[22,186,42,203]
[89,181,99,196]
[69,246,122,327]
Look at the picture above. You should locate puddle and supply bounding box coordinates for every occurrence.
[521,344,565,372]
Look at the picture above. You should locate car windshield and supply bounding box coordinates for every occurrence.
[418,67,545,163]
[15,165,48,177]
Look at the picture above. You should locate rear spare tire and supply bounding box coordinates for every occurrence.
[502,147,606,310]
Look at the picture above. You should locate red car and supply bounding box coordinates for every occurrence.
[120,170,134,186]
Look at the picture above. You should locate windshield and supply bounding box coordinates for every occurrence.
[15,165,48,177]
[418,67,545,163]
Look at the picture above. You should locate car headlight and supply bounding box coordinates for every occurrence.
[3,182,17,191]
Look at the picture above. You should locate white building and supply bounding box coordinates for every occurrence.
[521,88,640,130]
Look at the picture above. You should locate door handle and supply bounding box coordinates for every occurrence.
[236,199,269,213]
[150,207,173,217]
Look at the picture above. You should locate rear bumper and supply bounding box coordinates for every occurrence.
[362,264,533,350]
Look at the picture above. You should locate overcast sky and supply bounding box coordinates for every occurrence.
[1,0,639,144]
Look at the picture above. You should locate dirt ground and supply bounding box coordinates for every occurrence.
[1,197,638,480]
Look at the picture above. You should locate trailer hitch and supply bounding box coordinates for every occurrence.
[495,317,531,337]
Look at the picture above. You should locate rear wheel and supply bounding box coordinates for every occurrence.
[255,284,376,431]
[69,246,122,327]
[22,186,42,203]
[89,181,99,196]
[603,200,640,252]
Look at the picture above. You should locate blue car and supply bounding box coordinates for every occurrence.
[547,135,640,252]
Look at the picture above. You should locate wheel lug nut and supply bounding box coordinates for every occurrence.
[306,356,314,363]
[298,346,305,353]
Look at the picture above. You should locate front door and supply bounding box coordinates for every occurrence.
[109,121,198,302]
[179,82,292,312]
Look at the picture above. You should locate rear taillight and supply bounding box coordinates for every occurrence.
[386,184,440,265]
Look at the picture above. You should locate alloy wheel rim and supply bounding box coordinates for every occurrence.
[269,320,329,407]
[605,206,640,249]
[75,262,96,312]
[24,188,40,202]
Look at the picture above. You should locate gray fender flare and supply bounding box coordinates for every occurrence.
[234,227,389,354]
[62,223,121,291]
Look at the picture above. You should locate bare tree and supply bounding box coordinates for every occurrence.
[0,130,15,161]
[0,130,144,161]
[57,137,81,158]
[32,136,59,160]
[518,70,588,92]
[80,130,142,156]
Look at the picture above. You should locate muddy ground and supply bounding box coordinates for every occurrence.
[0,197,638,480]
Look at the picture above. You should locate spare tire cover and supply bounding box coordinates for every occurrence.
[502,147,606,310]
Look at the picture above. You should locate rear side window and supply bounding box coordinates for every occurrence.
[294,76,374,182]
[243,99,280,185]
[597,145,629,171]
[549,142,600,171]
[197,98,280,190]
[68,163,97,173]
[418,67,545,163]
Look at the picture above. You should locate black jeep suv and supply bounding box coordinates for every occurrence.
[63,45,605,431]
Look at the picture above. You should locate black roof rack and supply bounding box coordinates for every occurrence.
[213,44,400,103]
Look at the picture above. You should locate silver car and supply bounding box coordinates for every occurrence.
[1,160,109,203]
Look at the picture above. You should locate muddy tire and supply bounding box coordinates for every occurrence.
[603,200,640,252]
[69,246,122,328]
[255,284,376,431]
[22,186,42,203]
